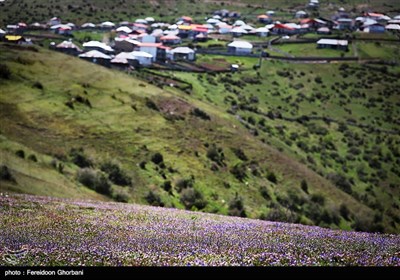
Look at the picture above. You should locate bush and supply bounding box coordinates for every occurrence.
[145,98,159,111]
[232,148,248,161]
[260,186,270,200]
[327,173,352,194]
[32,81,44,90]
[161,180,172,193]
[300,179,308,194]
[100,161,131,186]
[145,190,164,207]
[191,108,210,120]
[180,188,207,210]
[0,64,11,80]
[228,195,246,217]
[15,150,25,159]
[113,189,130,203]
[310,193,325,205]
[339,203,350,220]
[151,152,164,165]
[267,172,278,184]
[28,154,38,162]
[175,177,194,192]
[230,164,247,182]
[206,145,224,165]
[0,165,15,181]
[77,168,112,196]
[70,148,93,168]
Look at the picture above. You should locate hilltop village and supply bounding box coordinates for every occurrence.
[1,1,399,71]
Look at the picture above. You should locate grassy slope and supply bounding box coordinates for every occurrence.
[174,54,400,232]
[0,43,387,233]
[1,0,400,27]
[1,194,399,266]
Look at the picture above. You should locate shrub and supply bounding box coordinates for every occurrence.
[70,148,93,168]
[266,208,287,222]
[0,64,11,80]
[77,168,112,196]
[301,179,308,194]
[32,81,44,90]
[145,190,164,207]
[232,148,248,161]
[230,164,247,182]
[15,150,25,159]
[151,152,164,165]
[175,177,194,192]
[267,171,277,184]
[113,189,130,203]
[139,161,146,169]
[161,180,172,193]
[180,188,207,210]
[260,186,270,200]
[0,165,15,181]
[145,98,159,111]
[228,195,246,217]
[191,108,210,120]
[327,173,352,194]
[206,145,224,166]
[100,161,131,186]
[28,154,38,162]
[311,193,325,205]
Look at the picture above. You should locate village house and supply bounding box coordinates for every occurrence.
[49,17,61,26]
[157,45,171,61]
[317,39,348,51]
[100,21,115,29]
[138,42,161,61]
[83,41,114,54]
[111,52,139,67]
[295,11,308,19]
[169,47,196,61]
[140,34,156,43]
[317,27,331,35]
[362,23,386,33]
[231,26,248,37]
[160,34,181,45]
[336,18,353,30]
[257,15,272,24]
[227,41,253,55]
[272,23,298,35]
[114,37,140,52]
[79,50,112,66]
[255,27,269,37]
[4,35,26,44]
[116,26,133,36]
[130,51,153,65]
[53,40,82,55]
[81,23,96,29]
[50,24,72,35]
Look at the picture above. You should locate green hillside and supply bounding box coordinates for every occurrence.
[0,43,399,233]
[1,0,400,26]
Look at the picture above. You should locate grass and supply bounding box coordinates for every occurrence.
[172,57,400,233]
[272,43,354,57]
[355,41,400,60]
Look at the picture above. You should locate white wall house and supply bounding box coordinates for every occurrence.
[227,41,253,55]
